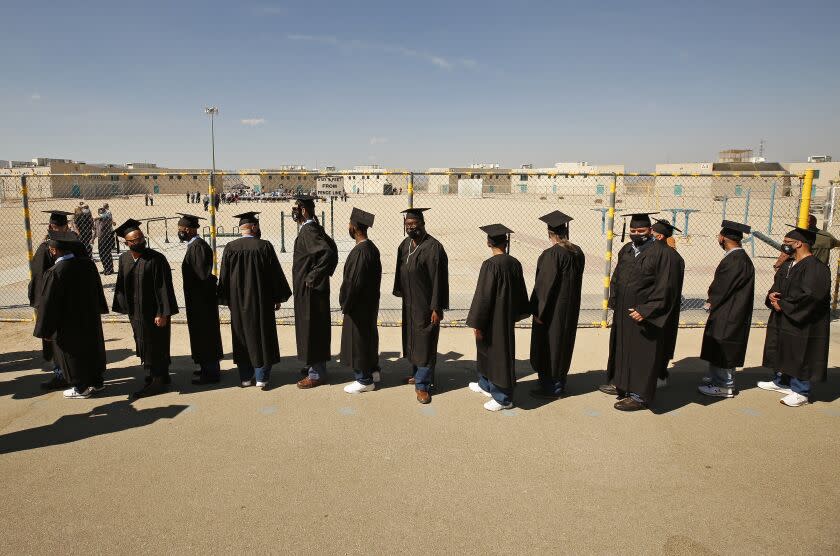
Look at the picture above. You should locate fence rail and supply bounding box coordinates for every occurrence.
[1,170,836,328]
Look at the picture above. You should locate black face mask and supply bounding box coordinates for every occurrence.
[348,228,356,240]
[177,231,190,242]
[129,241,146,253]
[719,239,726,251]
[407,228,423,241]
[629,233,648,247]
[781,243,795,256]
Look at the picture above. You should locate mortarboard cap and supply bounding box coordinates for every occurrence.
[621,211,658,227]
[479,223,514,239]
[401,207,430,221]
[350,207,375,228]
[47,230,83,251]
[539,211,573,232]
[720,220,750,240]
[176,213,204,228]
[292,193,317,204]
[42,210,73,226]
[233,211,260,225]
[784,224,817,245]
[651,218,681,237]
[115,218,143,238]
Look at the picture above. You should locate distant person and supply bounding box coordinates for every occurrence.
[203,195,209,212]
[697,221,755,398]
[213,192,220,211]
[291,194,339,389]
[29,210,77,390]
[186,192,191,204]
[177,213,223,386]
[773,214,840,270]
[74,205,94,259]
[339,208,381,394]
[112,218,179,399]
[528,211,585,399]
[33,231,108,399]
[393,207,449,404]
[465,224,530,411]
[144,193,149,206]
[759,225,831,407]
[217,212,292,390]
[94,205,116,275]
[651,218,685,388]
[149,195,154,206]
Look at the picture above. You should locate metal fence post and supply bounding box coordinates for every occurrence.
[21,175,36,321]
[798,169,815,228]
[408,172,414,210]
[602,174,617,328]
[743,188,751,224]
[330,195,334,237]
[280,211,286,253]
[768,182,777,233]
[208,172,218,275]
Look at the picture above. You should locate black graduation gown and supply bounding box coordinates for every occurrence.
[292,222,338,365]
[182,237,223,364]
[660,244,685,366]
[762,256,831,382]
[217,237,291,368]
[529,242,586,381]
[393,235,449,368]
[339,240,382,372]
[33,256,108,387]
[112,249,179,368]
[700,249,755,368]
[606,240,679,402]
[466,254,530,390]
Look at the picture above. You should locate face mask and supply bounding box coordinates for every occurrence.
[348,228,356,240]
[781,243,795,256]
[719,239,726,251]
[407,228,423,240]
[251,229,261,239]
[177,231,190,242]
[291,206,302,223]
[629,233,648,247]
[129,241,146,253]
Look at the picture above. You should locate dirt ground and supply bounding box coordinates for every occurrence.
[0,321,838,555]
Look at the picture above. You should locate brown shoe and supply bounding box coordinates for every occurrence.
[614,397,648,412]
[416,389,431,404]
[598,383,618,396]
[405,376,416,385]
[297,377,325,389]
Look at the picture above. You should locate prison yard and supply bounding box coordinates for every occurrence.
[1,170,834,328]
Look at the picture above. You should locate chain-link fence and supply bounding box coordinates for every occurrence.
[2,170,836,327]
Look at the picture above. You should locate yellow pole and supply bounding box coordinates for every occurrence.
[602,174,617,328]
[797,169,815,228]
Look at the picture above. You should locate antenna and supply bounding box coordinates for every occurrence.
[759,139,765,159]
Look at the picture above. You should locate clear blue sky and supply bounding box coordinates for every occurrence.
[1,0,838,171]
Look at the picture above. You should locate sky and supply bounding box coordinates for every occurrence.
[1,0,839,171]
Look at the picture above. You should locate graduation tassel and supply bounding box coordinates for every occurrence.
[621,218,626,243]
[506,233,510,254]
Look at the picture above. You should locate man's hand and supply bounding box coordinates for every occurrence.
[430,310,442,326]
[703,302,711,312]
[628,309,644,323]
[154,315,169,327]
[769,292,781,303]
[474,328,483,341]
[274,303,282,311]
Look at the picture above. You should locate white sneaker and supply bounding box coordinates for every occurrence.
[656,377,669,389]
[468,382,491,397]
[241,380,253,387]
[698,384,735,398]
[483,399,513,411]
[780,392,809,407]
[255,381,268,388]
[757,380,793,395]
[344,381,375,394]
[63,386,94,399]
[372,371,381,384]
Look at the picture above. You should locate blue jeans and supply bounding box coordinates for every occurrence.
[308,361,327,381]
[238,363,272,383]
[478,374,512,406]
[774,372,810,396]
[537,371,564,395]
[353,369,373,386]
[200,360,221,380]
[413,365,434,392]
[708,363,734,388]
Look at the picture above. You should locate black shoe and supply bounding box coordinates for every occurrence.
[260,382,271,391]
[192,377,220,386]
[133,378,168,399]
[41,375,69,390]
[598,384,618,396]
[193,370,202,377]
[530,388,562,400]
[614,397,648,412]
[144,374,172,385]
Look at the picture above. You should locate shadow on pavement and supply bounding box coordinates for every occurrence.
[0,400,188,455]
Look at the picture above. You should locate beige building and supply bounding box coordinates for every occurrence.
[425,164,513,195]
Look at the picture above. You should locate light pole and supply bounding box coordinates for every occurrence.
[204,106,219,273]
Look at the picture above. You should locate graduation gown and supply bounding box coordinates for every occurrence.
[112,249,179,368]
[660,244,685,364]
[393,235,449,368]
[762,256,831,381]
[217,237,291,368]
[33,256,108,387]
[606,240,679,402]
[182,237,223,364]
[339,240,382,372]
[529,242,586,381]
[700,249,755,368]
[292,222,338,365]
[466,254,530,390]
